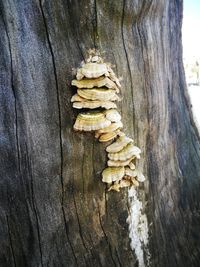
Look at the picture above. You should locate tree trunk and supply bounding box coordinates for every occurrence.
[0,0,200,266]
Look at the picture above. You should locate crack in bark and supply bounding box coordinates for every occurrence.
[38,1,78,265]
[2,11,21,173]
[121,0,135,134]
[135,22,150,125]
[93,0,98,49]
[2,7,43,267]
[90,143,105,263]
[115,248,123,267]
[104,189,108,217]
[81,145,85,196]
[97,206,117,267]
[88,236,103,267]
[133,0,152,130]
[65,0,85,61]
[26,144,44,267]
[6,215,17,267]
[72,192,93,265]
[76,41,85,62]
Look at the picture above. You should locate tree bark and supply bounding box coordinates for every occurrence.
[0,0,200,266]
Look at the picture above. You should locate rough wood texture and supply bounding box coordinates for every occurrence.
[0,0,200,266]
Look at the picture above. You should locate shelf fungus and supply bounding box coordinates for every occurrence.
[102,167,125,183]
[108,143,141,161]
[98,129,123,143]
[96,121,123,134]
[73,100,117,110]
[106,135,133,153]
[77,88,120,101]
[71,50,145,192]
[104,109,121,122]
[107,156,135,167]
[76,62,109,80]
[73,111,111,131]
[72,76,119,92]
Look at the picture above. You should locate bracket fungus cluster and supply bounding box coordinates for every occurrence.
[71,50,145,192]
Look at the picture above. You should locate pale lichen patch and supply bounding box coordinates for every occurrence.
[127,187,150,267]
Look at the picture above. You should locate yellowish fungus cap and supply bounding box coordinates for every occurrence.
[72,76,118,91]
[76,62,109,80]
[73,100,117,110]
[71,94,86,102]
[125,167,136,177]
[108,143,141,161]
[96,121,123,134]
[99,131,119,143]
[102,166,125,183]
[130,170,146,182]
[104,109,121,122]
[128,161,136,170]
[107,156,135,167]
[73,111,111,131]
[106,135,133,153]
[77,88,119,101]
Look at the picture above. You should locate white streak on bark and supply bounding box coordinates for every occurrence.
[127,186,150,267]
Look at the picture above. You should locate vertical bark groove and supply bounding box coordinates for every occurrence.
[6,215,16,267]
[93,0,98,48]
[72,194,91,258]
[28,148,44,267]
[2,14,21,173]
[97,207,117,267]
[121,0,135,130]
[38,2,78,264]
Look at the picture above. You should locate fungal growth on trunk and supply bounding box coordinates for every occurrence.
[71,49,145,191]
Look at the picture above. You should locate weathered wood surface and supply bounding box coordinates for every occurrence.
[0,0,200,266]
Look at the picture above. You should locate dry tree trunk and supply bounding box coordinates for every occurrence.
[0,0,200,266]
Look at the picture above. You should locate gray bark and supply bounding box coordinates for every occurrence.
[0,0,200,266]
